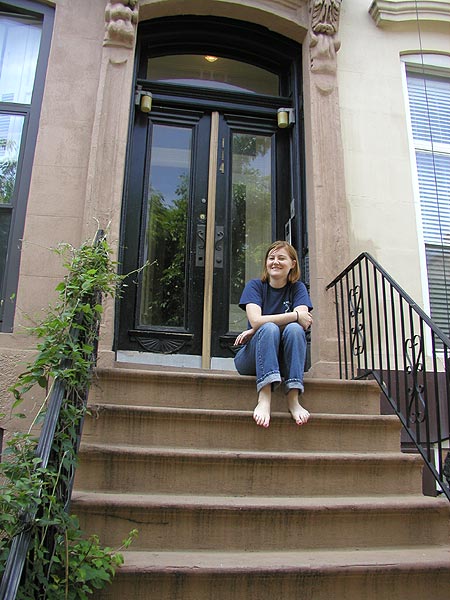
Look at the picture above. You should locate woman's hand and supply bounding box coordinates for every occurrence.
[296,310,313,331]
[234,328,255,346]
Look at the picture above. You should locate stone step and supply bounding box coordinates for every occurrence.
[71,491,450,552]
[77,365,450,600]
[90,367,381,414]
[93,547,450,600]
[82,404,401,453]
[75,444,424,497]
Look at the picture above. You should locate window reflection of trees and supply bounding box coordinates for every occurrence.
[0,138,18,205]
[0,137,17,316]
[230,133,271,330]
[140,173,188,328]
[139,133,272,333]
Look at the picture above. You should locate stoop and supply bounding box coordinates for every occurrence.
[72,365,450,600]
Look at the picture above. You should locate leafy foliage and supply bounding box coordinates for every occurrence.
[10,235,120,405]
[0,234,137,598]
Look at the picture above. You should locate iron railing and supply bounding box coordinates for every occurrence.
[327,252,450,501]
[0,230,105,600]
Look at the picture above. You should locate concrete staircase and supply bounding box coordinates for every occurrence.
[72,366,450,599]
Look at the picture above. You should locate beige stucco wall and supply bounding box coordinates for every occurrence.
[338,0,450,309]
[9,0,106,331]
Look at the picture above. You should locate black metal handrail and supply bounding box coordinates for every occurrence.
[0,230,105,600]
[327,252,450,502]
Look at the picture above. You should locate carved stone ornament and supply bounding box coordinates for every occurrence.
[309,0,343,94]
[104,0,139,49]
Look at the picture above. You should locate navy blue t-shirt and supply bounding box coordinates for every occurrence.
[239,279,313,317]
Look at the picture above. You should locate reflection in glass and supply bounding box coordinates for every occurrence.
[0,114,25,204]
[229,133,272,331]
[140,125,191,328]
[0,210,12,320]
[0,14,42,104]
[148,55,279,96]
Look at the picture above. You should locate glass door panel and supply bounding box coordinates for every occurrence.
[139,124,191,328]
[229,132,272,333]
[211,114,280,359]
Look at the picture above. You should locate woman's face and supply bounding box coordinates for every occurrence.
[266,246,295,286]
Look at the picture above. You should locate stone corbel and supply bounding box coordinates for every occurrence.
[309,0,343,94]
[104,0,139,49]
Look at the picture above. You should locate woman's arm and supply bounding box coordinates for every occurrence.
[247,303,313,331]
[294,304,313,330]
[233,303,313,346]
[246,303,299,330]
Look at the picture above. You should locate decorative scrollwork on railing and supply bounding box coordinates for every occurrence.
[348,285,365,355]
[327,251,450,501]
[405,335,427,424]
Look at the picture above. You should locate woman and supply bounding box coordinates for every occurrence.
[234,241,313,428]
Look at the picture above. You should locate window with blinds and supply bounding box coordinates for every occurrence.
[406,72,450,337]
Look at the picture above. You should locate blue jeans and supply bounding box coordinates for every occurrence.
[234,322,307,394]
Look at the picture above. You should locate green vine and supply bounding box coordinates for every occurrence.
[0,234,137,598]
[10,235,120,407]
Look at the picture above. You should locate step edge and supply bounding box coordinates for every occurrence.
[71,491,450,513]
[87,403,398,425]
[78,443,419,462]
[110,547,450,575]
[94,367,380,392]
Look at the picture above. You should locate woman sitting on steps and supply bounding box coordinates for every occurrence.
[233,240,313,428]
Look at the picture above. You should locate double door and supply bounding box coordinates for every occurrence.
[118,103,292,363]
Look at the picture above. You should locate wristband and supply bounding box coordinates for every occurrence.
[294,310,299,323]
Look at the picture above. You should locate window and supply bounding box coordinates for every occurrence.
[405,65,450,337]
[0,1,53,330]
[147,55,280,95]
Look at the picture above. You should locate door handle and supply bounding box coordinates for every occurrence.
[195,224,206,267]
[214,226,224,268]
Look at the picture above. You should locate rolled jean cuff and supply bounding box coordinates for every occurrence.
[256,371,281,394]
[284,379,305,394]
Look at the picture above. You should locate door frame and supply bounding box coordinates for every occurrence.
[201,111,220,368]
[115,16,307,367]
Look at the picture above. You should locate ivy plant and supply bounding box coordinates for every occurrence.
[0,234,137,599]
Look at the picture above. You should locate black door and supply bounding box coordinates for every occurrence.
[117,17,306,364]
[117,104,292,360]
[211,111,290,357]
[118,106,210,356]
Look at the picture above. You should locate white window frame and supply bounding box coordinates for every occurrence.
[401,53,450,342]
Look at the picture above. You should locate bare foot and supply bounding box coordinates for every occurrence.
[253,386,271,428]
[287,392,310,426]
